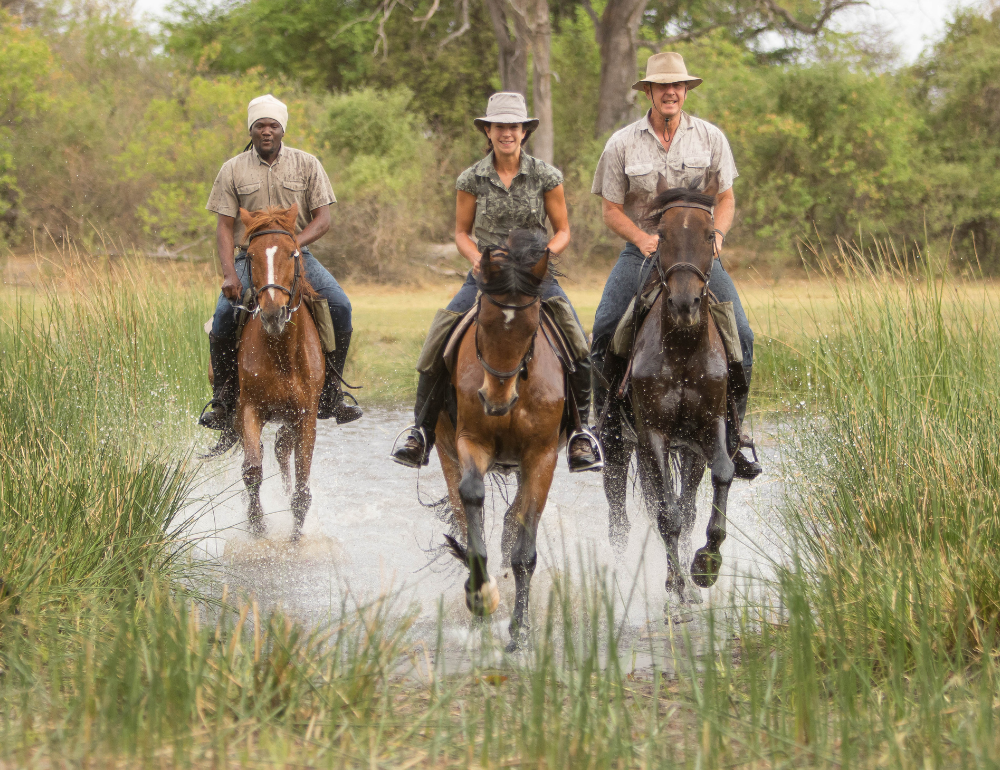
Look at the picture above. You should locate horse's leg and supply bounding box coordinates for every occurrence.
[636,432,689,615]
[506,449,557,652]
[677,449,707,604]
[241,407,266,538]
[691,418,734,588]
[289,417,316,542]
[275,425,294,496]
[500,477,523,570]
[601,407,632,558]
[435,414,465,542]
[454,437,499,618]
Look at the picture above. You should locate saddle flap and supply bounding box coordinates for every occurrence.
[539,306,575,373]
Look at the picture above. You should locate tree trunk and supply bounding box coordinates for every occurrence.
[593,0,649,136]
[511,0,553,163]
[483,0,528,96]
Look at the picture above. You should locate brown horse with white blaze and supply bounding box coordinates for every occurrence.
[233,205,325,539]
[436,230,565,651]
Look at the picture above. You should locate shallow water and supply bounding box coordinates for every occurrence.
[179,407,787,672]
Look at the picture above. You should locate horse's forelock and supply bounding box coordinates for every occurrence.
[642,188,716,230]
[244,207,294,239]
[476,230,555,297]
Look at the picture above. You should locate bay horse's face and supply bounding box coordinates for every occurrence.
[475,245,549,417]
[654,174,720,329]
[240,205,301,337]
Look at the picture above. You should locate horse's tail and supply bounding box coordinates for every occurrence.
[443,534,468,565]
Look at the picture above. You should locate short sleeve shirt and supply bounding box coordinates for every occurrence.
[456,151,563,251]
[591,111,737,233]
[206,145,336,247]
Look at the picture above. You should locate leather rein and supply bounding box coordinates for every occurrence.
[240,228,304,323]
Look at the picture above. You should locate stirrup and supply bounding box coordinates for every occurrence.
[390,425,430,469]
[567,427,604,473]
[198,398,229,430]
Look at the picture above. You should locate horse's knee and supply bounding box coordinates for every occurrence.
[657,508,682,541]
[509,530,538,576]
[242,463,262,491]
[711,456,735,486]
[459,470,485,509]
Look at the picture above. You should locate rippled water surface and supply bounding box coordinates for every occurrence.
[180,407,787,670]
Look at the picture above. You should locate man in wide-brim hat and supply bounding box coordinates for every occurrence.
[589,52,760,479]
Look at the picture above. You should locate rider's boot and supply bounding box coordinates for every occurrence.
[198,333,240,456]
[730,365,762,480]
[567,356,603,473]
[317,330,363,424]
[390,370,443,468]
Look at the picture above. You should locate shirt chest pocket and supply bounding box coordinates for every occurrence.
[236,181,261,196]
[668,154,712,188]
[282,179,307,193]
[624,162,660,195]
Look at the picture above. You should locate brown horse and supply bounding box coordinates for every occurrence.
[231,205,325,539]
[602,175,734,617]
[436,230,565,651]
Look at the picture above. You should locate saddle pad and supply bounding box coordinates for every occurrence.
[442,305,479,374]
[539,307,575,373]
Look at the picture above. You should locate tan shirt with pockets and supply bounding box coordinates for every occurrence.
[206,145,336,248]
[591,110,737,234]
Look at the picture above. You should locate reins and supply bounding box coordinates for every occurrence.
[236,228,304,324]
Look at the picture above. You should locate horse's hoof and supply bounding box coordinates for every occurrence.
[249,523,266,539]
[466,577,500,617]
[691,548,722,588]
[506,623,530,652]
[683,582,704,604]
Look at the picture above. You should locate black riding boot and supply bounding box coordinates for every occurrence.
[729,364,762,480]
[198,333,240,456]
[567,357,603,472]
[390,370,445,468]
[317,330,363,424]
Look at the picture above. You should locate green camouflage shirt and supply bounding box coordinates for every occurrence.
[456,151,563,251]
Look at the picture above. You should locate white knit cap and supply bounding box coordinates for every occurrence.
[247,94,288,132]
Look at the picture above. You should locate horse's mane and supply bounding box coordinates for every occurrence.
[642,187,716,230]
[243,207,318,299]
[475,229,558,297]
[243,207,291,238]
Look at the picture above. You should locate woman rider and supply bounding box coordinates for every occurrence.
[391,92,602,472]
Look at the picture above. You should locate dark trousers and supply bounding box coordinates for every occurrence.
[211,247,352,340]
[591,243,754,374]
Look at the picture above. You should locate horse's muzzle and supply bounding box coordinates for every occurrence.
[667,294,702,328]
[478,387,518,417]
[260,307,288,336]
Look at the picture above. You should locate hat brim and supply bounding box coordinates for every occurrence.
[474,116,540,132]
[632,75,703,92]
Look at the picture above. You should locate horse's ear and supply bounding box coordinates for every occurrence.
[282,204,298,231]
[656,174,670,195]
[701,171,720,200]
[530,248,550,281]
[239,208,253,229]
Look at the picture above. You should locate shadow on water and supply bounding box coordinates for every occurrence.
[177,407,790,676]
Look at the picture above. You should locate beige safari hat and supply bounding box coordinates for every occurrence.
[474,92,540,133]
[632,52,703,92]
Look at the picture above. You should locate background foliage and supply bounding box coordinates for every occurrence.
[3,1,1000,275]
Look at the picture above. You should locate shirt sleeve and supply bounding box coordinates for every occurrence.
[591,133,627,204]
[307,156,336,209]
[712,130,738,194]
[205,160,239,217]
[456,167,477,195]
[537,160,564,193]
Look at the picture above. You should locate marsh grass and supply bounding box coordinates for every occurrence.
[3,243,1000,767]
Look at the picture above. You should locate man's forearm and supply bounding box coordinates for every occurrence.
[714,191,734,235]
[216,219,236,276]
[603,205,646,245]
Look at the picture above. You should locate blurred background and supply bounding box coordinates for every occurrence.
[1,0,995,279]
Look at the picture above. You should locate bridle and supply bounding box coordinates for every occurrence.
[474,254,542,383]
[240,228,303,323]
[652,200,717,299]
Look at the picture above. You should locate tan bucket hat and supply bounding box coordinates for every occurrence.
[632,52,703,92]
[473,92,540,133]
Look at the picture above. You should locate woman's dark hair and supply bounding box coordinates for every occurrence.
[482,124,532,155]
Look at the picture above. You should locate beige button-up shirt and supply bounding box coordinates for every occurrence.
[591,110,737,233]
[206,144,336,247]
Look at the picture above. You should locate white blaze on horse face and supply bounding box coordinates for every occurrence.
[502,308,515,327]
[265,246,278,300]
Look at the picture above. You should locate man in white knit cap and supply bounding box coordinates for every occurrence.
[200,94,361,450]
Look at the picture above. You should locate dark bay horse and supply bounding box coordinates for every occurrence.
[230,205,325,539]
[602,175,734,616]
[436,231,565,651]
